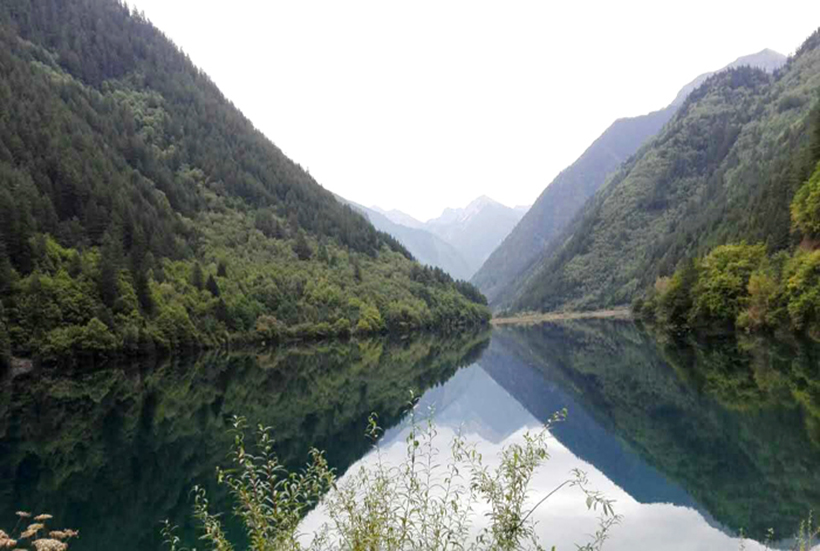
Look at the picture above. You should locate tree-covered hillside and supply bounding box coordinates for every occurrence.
[0,0,489,362]
[474,49,787,310]
[472,105,676,306]
[509,30,820,314]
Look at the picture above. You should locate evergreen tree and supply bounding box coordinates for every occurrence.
[135,269,153,315]
[206,275,221,298]
[215,298,229,324]
[0,0,489,359]
[293,232,312,261]
[191,263,204,290]
[0,301,10,369]
[317,240,329,264]
[98,233,123,308]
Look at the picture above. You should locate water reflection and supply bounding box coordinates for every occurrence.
[1,320,819,550]
[304,320,820,550]
[0,332,489,550]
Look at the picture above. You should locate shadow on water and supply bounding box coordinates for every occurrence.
[0,331,489,551]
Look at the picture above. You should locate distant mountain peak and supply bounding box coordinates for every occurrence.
[370,206,424,229]
[468,195,499,207]
[670,48,786,107]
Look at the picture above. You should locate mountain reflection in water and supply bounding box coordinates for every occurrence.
[2,320,819,550]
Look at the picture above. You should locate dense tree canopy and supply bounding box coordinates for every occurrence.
[635,125,820,335]
[506,29,820,315]
[0,0,489,360]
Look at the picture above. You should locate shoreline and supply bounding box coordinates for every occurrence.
[491,308,632,326]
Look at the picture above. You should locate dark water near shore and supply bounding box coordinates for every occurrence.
[1,321,819,550]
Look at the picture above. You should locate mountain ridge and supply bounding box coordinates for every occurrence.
[0,0,490,361]
[338,196,474,280]
[472,48,788,309]
[509,32,820,313]
[368,195,528,279]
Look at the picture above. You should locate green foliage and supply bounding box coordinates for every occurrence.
[192,263,205,291]
[783,250,820,331]
[689,243,768,325]
[473,104,678,307]
[737,270,782,331]
[493,320,820,540]
[635,110,820,336]
[0,302,10,369]
[293,231,313,261]
[167,410,618,551]
[508,36,820,314]
[0,0,489,360]
[791,161,820,238]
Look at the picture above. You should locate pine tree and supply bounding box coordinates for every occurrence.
[293,232,312,261]
[318,240,329,263]
[98,233,123,308]
[206,274,221,297]
[191,262,204,290]
[0,301,10,367]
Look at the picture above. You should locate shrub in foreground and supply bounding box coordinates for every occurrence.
[164,409,620,551]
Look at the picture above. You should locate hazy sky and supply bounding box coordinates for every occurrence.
[129,1,820,221]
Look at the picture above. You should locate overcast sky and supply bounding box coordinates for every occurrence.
[129,1,820,221]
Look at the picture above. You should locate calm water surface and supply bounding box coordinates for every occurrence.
[1,321,819,550]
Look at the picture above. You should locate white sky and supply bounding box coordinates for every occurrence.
[128,0,820,221]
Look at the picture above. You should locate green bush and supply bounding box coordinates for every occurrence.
[164,412,619,551]
[783,250,820,331]
[791,161,820,239]
[689,243,767,325]
[39,317,118,361]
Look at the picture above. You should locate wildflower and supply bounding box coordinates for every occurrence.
[19,530,35,539]
[34,515,53,522]
[25,524,45,533]
[0,531,17,548]
[31,539,67,551]
[14,512,30,519]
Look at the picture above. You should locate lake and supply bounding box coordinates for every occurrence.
[1,320,819,550]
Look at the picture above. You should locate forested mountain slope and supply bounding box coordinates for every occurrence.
[474,49,787,308]
[669,49,788,108]
[511,30,820,314]
[472,106,676,305]
[0,0,489,362]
